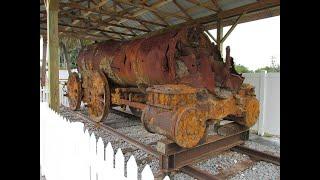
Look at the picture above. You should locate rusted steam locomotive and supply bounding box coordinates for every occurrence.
[66,25,259,148]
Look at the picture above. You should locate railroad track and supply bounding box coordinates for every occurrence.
[60,106,280,180]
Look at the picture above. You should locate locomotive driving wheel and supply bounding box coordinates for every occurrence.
[66,72,82,110]
[86,71,110,122]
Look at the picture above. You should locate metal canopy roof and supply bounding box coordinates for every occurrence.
[40,0,280,41]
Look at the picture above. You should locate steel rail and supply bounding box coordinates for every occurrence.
[72,110,160,157]
[181,165,221,180]
[231,145,280,165]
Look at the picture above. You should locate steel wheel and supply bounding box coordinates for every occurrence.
[66,72,82,110]
[86,71,110,122]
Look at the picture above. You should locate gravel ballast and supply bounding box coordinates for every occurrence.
[194,151,251,175]
[230,161,280,180]
[58,106,280,180]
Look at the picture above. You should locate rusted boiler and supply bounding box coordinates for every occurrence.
[67,25,259,148]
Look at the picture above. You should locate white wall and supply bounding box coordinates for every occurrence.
[243,72,280,136]
[59,70,69,80]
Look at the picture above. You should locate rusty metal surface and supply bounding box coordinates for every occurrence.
[67,24,260,147]
[181,165,221,180]
[76,25,244,94]
[81,71,110,122]
[66,72,82,110]
[146,84,199,110]
[231,145,280,165]
[142,84,259,148]
[157,123,249,172]
[118,99,147,110]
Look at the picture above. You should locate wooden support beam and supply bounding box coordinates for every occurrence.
[139,21,152,31]
[60,2,167,27]
[46,0,60,111]
[42,29,108,41]
[217,0,280,19]
[103,0,172,30]
[109,27,126,40]
[115,0,189,21]
[62,13,150,32]
[205,7,280,30]
[104,1,153,32]
[42,21,136,37]
[40,37,47,88]
[99,31,118,40]
[151,11,170,26]
[173,0,193,20]
[41,27,119,41]
[216,19,223,55]
[61,0,108,32]
[210,0,222,11]
[221,13,245,43]
[121,22,137,36]
[97,6,137,24]
[186,0,218,12]
[205,30,217,43]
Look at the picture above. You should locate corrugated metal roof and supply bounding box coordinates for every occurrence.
[175,0,195,9]
[40,0,280,41]
[157,1,181,14]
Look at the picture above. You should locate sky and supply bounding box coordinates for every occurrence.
[41,16,280,71]
[208,16,280,71]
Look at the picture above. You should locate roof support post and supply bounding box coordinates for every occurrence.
[41,36,47,88]
[216,19,223,57]
[46,0,60,111]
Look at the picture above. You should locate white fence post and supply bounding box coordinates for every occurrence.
[105,142,114,177]
[90,133,97,180]
[96,138,104,180]
[127,156,138,180]
[115,148,125,179]
[141,165,154,180]
[258,71,267,136]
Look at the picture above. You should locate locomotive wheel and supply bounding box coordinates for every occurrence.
[175,107,207,148]
[87,71,110,122]
[66,72,82,110]
[129,106,142,117]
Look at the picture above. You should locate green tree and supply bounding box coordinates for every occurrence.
[255,56,280,73]
[235,64,253,73]
[59,37,94,69]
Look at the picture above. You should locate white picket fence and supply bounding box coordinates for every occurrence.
[40,102,169,180]
[40,81,69,107]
